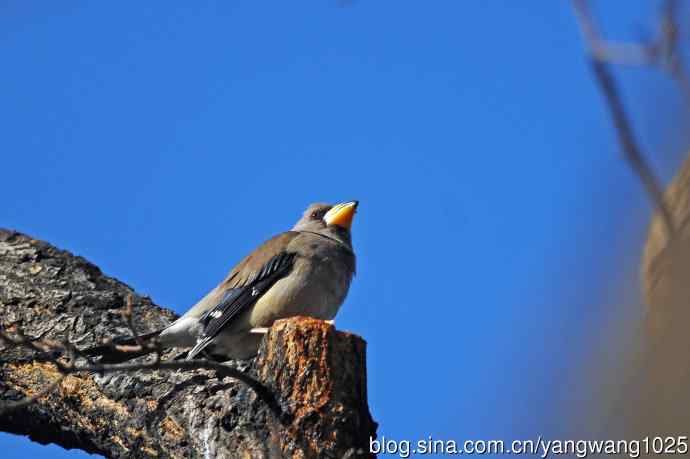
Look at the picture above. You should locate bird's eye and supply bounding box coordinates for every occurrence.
[310,211,320,219]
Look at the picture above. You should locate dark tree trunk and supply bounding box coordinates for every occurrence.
[0,229,377,458]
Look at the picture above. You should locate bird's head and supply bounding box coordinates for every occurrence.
[292,200,359,247]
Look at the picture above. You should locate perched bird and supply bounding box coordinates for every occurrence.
[84,201,358,362]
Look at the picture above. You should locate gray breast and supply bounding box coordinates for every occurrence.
[300,234,355,314]
[247,233,355,326]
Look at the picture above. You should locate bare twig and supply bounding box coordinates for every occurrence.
[658,0,690,104]
[572,0,690,95]
[571,0,676,238]
[1,374,67,412]
[0,334,78,412]
[589,58,676,235]
[122,294,145,349]
[0,328,284,420]
[89,294,162,358]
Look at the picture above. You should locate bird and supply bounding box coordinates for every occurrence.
[84,200,358,363]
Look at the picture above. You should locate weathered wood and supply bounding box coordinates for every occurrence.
[0,229,376,458]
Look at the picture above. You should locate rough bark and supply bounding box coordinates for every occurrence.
[0,229,377,458]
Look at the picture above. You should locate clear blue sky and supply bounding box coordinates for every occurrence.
[2,1,688,457]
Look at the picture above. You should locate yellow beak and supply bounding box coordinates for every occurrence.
[323,201,359,230]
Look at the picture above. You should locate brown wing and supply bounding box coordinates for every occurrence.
[186,231,300,360]
[222,231,300,289]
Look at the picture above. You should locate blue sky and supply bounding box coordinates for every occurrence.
[2,1,689,457]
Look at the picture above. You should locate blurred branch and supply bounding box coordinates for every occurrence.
[571,0,678,238]
[588,57,675,236]
[573,0,690,101]
[658,0,690,104]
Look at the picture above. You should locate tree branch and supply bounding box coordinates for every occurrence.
[0,229,376,458]
[571,0,678,238]
[0,327,285,421]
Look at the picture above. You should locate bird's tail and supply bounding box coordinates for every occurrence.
[81,329,163,364]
